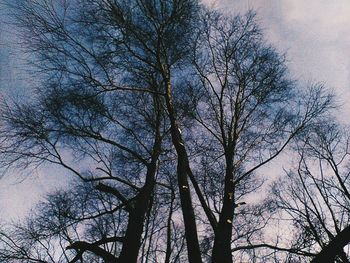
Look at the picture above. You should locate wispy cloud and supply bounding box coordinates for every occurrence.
[207,0,350,92]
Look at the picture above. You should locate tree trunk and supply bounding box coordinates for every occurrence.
[118,158,158,263]
[211,156,235,263]
[165,189,175,263]
[311,225,350,263]
[164,75,203,263]
[119,103,162,262]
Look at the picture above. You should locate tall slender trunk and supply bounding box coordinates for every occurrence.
[165,189,175,263]
[119,96,162,263]
[211,154,235,263]
[163,74,202,263]
[212,84,243,263]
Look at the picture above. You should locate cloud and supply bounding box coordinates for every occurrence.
[206,0,350,118]
[1,0,350,219]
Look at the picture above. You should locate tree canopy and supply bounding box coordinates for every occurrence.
[0,1,346,262]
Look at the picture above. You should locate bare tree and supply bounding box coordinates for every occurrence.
[0,182,123,262]
[0,1,335,262]
[273,122,350,262]
[0,169,188,263]
[1,0,201,261]
[0,1,172,261]
[188,10,333,263]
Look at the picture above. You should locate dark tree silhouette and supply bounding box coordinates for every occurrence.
[0,1,334,262]
[273,123,350,262]
[189,10,333,263]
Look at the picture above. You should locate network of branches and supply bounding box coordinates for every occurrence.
[0,0,347,263]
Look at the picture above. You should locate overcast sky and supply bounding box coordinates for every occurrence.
[1,0,350,219]
[212,0,350,93]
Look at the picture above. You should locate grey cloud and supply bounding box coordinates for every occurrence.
[206,0,350,122]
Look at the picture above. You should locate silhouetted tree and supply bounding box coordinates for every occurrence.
[188,10,333,263]
[1,1,170,261]
[0,1,334,262]
[273,122,350,262]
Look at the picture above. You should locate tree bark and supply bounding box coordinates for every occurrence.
[211,154,235,263]
[118,103,162,263]
[311,225,350,263]
[118,162,157,263]
[163,74,203,263]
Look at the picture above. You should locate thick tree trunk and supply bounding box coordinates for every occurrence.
[311,225,350,263]
[176,156,203,263]
[118,169,156,263]
[119,103,162,263]
[164,75,202,263]
[211,156,235,263]
[118,208,145,262]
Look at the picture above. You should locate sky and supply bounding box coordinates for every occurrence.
[222,0,350,116]
[1,0,350,219]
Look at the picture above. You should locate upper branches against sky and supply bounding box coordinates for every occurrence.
[0,0,339,262]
